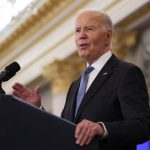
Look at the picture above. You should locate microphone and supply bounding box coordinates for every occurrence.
[0,62,21,83]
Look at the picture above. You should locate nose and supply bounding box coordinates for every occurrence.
[78,29,87,39]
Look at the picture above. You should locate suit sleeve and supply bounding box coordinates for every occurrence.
[103,65,150,145]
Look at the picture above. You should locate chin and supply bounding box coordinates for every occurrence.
[80,56,90,63]
[79,53,86,58]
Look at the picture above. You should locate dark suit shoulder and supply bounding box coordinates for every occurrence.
[112,54,143,73]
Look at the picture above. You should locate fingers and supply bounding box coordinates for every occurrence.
[12,82,32,101]
[84,129,94,145]
[34,85,41,95]
[81,124,95,145]
[75,120,92,146]
[12,82,42,107]
[75,121,88,145]
[12,82,27,93]
[12,82,24,89]
[75,119,104,146]
[13,90,21,98]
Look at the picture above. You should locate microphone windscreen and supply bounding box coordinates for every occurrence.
[5,62,21,76]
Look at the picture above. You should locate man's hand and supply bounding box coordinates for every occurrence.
[75,119,104,146]
[12,82,41,107]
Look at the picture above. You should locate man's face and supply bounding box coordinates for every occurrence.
[75,12,111,64]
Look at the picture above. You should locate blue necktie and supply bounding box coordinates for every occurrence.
[75,66,94,115]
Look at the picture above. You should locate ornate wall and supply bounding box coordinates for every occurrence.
[126,28,150,98]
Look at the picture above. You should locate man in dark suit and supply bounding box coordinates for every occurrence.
[12,10,150,150]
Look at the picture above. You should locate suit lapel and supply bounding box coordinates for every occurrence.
[68,80,80,122]
[74,55,119,122]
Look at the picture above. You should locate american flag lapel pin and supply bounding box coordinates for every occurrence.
[103,72,108,76]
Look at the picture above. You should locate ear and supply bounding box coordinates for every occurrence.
[105,29,112,46]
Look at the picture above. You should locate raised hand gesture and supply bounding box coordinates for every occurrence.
[12,82,41,107]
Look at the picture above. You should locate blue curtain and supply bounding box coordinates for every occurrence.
[137,141,150,150]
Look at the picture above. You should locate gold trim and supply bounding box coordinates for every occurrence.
[112,31,138,59]
[26,75,44,88]
[0,0,149,70]
[103,0,120,11]
[43,52,85,94]
[0,0,120,61]
[112,2,150,59]
[0,0,90,70]
[0,0,75,59]
[116,2,150,28]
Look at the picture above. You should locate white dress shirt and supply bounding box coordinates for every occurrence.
[85,50,112,138]
[86,50,112,92]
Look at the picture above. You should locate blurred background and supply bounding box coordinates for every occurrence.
[0,0,150,116]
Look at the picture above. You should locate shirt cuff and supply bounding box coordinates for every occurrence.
[97,122,108,139]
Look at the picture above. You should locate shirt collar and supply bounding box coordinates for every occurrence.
[87,50,112,71]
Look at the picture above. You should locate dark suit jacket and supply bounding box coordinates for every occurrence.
[61,54,150,150]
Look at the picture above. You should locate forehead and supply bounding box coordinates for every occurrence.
[75,12,103,27]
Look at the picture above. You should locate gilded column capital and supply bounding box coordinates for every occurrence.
[42,53,85,94]
[112,31,138,59]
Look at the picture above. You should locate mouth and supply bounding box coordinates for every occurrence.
[79,43,88,50]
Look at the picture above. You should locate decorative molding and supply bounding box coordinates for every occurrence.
[112,31,138,59]
[115,2,150,29]
[26,75,45,89]
[0,0,75,59]
[1,0,149,61]
[1,0,150,92]
[42,53,85,94]
[111,2,150,59]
